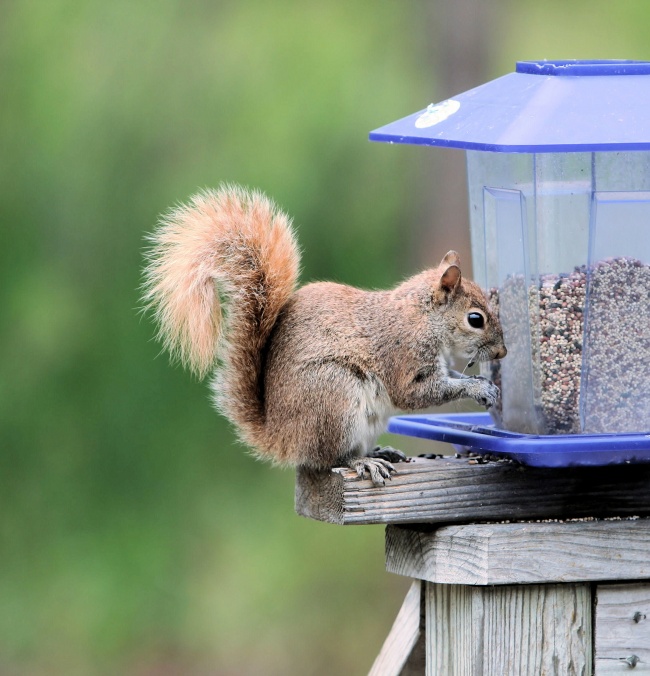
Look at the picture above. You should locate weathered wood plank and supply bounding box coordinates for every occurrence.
[368,580,425,676]
[386,518,650,585]
[595,583,650,674]
[426,582,592,675]
[295,457,650,526]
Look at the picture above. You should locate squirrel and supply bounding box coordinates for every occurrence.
[142,185,506,486]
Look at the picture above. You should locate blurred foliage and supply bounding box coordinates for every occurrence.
[1,0,650,674]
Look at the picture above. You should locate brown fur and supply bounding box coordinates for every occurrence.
[143,185,506,472]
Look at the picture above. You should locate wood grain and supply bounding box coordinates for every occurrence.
[425,582,592,675]
[595,583,650,674]
[295,457,650,526]
[368,580,425,676]
[385,519,650,585]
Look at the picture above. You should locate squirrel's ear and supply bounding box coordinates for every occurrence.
[440,250,461,267]
[437,264,462,301]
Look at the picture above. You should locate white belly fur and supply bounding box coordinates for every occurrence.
[351,374,396,455]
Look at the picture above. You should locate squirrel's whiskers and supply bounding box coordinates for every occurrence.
[462,353,478,375]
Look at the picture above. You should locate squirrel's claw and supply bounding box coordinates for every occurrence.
[349,457,396,487]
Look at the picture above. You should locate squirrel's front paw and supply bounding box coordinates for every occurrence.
[469,378,500,409]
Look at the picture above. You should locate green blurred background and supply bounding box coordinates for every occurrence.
[2,1,649,674]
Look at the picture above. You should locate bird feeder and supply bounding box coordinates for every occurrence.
[371,60,650,465]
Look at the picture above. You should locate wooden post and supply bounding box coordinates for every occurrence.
[379,520,650,674]
[425,582,592,675]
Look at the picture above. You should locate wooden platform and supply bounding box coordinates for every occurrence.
[295,456,650,525]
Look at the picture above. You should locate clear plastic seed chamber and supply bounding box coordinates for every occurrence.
[371,60,650,465]
[467,149,650,435]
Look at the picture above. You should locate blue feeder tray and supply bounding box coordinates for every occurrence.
[387,412,650,468]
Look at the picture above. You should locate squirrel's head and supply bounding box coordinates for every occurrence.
[434,251,507,363]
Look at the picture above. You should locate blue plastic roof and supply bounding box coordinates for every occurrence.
[369,60,650,153]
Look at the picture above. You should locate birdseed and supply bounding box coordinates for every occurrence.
[485,257,650,434]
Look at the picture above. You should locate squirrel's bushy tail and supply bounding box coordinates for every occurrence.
[142,185,299,436]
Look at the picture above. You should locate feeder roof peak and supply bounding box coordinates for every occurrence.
[370,60,650,153]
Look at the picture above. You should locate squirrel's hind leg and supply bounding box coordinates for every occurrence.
[368,445,410,464]
[350,446,410,487]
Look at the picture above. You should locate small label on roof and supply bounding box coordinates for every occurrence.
[415,99,460,128]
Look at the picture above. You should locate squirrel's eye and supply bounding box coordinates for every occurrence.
[467,312,484,329]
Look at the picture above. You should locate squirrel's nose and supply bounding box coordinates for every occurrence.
[494,345,507,360]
